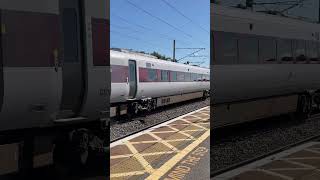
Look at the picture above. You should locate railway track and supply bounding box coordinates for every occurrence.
[211,112,320,179]
[110,98,209,142]
[211,132,320,178]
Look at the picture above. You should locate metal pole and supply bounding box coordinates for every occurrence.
[173,40,176,62]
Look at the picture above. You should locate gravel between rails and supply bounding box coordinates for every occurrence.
[110,98,209,142]
[211,114,320,176]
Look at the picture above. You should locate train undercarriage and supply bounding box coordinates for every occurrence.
[0,117,109,178]
[212,90,320,128]
[110,90,210,120]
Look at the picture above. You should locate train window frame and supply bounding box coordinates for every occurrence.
[147,68,158,82]
[277,39,293,63]
[293,40,307,62]
[259,37,277,63]
[238,35,259,64]
[185,72,191,82]
[177,72,185,82]
[197,74,202,81]
[170,71,177,82]
[214,31,238,64]
[161,70,169,82]
[307,41,318,62]
[191,73,197,81]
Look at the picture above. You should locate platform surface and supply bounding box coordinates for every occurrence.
[213,141,320,180]
[110,106,210,180]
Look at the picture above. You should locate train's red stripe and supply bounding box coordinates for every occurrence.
[139,68,149,82]
[111,65,209,83]
[92,18,109,66]
[111,65,128,83]
[1,10,60,67]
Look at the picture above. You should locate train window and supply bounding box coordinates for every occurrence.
[238,37,258,64]
[259,38,276,63]
[177,72,185,81]
[62,8,79,62]
[277,39,293,62]
[197,74,202,81]
[185,72,191,82]
[214,32,238,64]
[148,69,157,81]
[191,73,197,81]
[161,70,168,81]
[170,71,177,81]
[204,74,209,81]
[293,40,306,62]
[307,41,318,61]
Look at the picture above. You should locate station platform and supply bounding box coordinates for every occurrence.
[213,141,320,180]
[110,106,210,180]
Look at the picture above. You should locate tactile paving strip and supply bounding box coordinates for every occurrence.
[110,107,210,180]
[215,142,320,180]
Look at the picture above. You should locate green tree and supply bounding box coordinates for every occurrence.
[150,51,175,62]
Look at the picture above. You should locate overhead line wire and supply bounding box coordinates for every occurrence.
[160,0,210,33]
[124,0,193,38]
[111,13,191,46]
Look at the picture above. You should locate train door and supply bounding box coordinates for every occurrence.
[128,60,137,99]
[0,12,3,111]
[59,0,85,117]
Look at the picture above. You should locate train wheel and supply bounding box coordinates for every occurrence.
[202,91,208,100]
[52,133,72,179]
[53,130,90,178]
[296,94,312,120]
[152,99,157,110]
[127,102,139,120]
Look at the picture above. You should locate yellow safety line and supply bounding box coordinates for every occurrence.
[180,119,209,131]
[111,151,178,159]
[188,114,204,119]
[124,141,155,174]
[130,138,194,145]
[110,107,210,179]
[110,170,146,178]
[141,151,179,156]
[168,126,195,139]
[111,154,133,159]
[152,129,205,134]
[148,132,179,152]
[152,130,177,133]
[146,130,210,180]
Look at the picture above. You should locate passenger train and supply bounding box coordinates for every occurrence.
[211,4,320,127]
[110,49,210,118]
[0,0,108,175]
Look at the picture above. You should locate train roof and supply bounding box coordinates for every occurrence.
[211,4,320,41]
[110,49,210,71]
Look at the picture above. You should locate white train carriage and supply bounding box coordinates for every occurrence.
[211,4,320,127]
[0,0,108,131]
[0,0,109,175]
[110,49,210,117]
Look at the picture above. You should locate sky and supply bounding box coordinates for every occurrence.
[216,0,319,22]
[110,0,210,68]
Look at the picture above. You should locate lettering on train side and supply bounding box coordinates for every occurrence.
[99,88,109,96]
